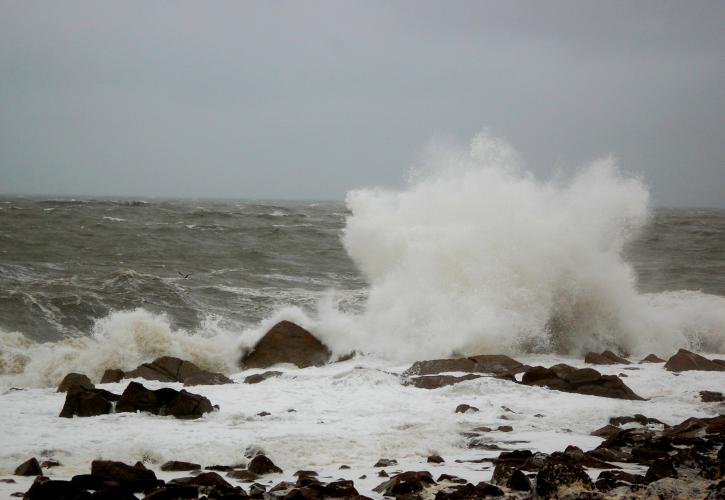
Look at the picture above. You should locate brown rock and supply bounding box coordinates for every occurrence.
[455,404,479,413]
[664,349,725,372]
[247,455,282,475]
[506,469,532,491]
[59,386,117,418]
[244,371,283,384]
[227,469,259,482]
[90,460,158,492]
[427,455,444,464]
[22,480,85,499]
[124,356,232,385]
[405,374,482,389]
[700,391,724,402]
[14,458,41,476]
[639,354,666,363]
[240,321,330,369]
[584,350,631,365]
[115,381,214,419]
[520,364,644,400]
[535,463,593,499]
[100,369,125,384]
[57,373,94,392]
[590,424,622,439]
[373,471,435,496]
[609,414,667,427]
[404,354,523,377]
[160,460,200,471]
[168,471,232,489]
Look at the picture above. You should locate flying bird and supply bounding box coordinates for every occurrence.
[178,272,192,279]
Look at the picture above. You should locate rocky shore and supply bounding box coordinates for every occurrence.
[2,321,724,499]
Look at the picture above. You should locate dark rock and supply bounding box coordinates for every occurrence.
[124,356,232,385]
[644,457,677,483]
[227,469,259,482]
[536,463,593,499]
[59,386,115,418]
[595,470,645,491]
[377,470,388,477]
[89,485,138,499]
[701,391,724,402]
[609,414,667,427]
[506,469,531,491]
[256,411,270,417]
[590,424,622,439]
[455,404,478,413]
[520,364,644,400]
[57,373,94,392]
[39,460,60,469]
[0,478,16,483]
[338,465,350,470]
[144,485,199,499]
[247,455,282,475]
[404,354,523,377]
[639,354,665,363]
[438,475,467,484]
[293,470,318,478]
[23,479,86,500]
[116,381,214,419]
[497,425,513,432]
[249,483,266,497]
[405,374,482,389]
[475,481,504,497]
[664,349,725,372]
[373,471,435,496]
[100,369,125,384]
[243,371,283,384]
[373,458,397,467]
[471,426,492,432]
[584,350,631,365]
[664,415,725,439]
[206,465,234,472]
[14,457,42,476]
[547,445,620,469]
[240,321,330,369]
[321,479,358,497]
[434,482,480,499]
[427,455,444,464]
[168,471,232,489]
[160,461,200,471]
[90,460,159,492]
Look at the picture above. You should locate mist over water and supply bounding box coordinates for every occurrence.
[1,132,725,386]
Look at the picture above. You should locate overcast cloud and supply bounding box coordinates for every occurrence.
[1,0,723,206]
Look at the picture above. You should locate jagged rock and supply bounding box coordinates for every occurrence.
[475,481,504,497]
[427,455,444,464]
[100,369,125,384]
[535,463,594,499]
[160,460,200,471]
[373,471,435,496]
[455,404,479,413]
[663,415,725,439]
[546,445,620,469]
[23,479,86,500]
[168,471,232,489]
[700,391,724,402]
[240,321,331,369]
[639,354,666,363]
[664,349,725,372]
[645,458,678,483]
[247,455,282,474]
[595,470,645,491]
[506,469,532,491]
[227,469,259,482]
[404,354,523,377]
[124,356,232,385]
[434,482,480,499]
[520,364,644,400]
[57,373,94,392]
[590,424,621,439]
[498,425,513,432]
[14,458,42,476]
[90,460,159,492]
[405,374,482,389]
[59,386,118,418]
[584,350,631,365]
[374,458,398,467]
[115,381,214,419]
[244,371,283,384]
[609,414,667,427]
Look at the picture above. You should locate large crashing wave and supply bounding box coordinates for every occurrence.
[316,132,725,360]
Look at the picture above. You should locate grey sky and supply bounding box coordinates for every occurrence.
[1,1,723,206]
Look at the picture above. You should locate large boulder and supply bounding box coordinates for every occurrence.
[665,349,725,372]
[247,455,283,475]
[59,386,120,418]
[520,364,644,400]
[90,460,159,492]
[23,479,86,500]
[584,350,631,365]
[116,381,214,419]
[57,373,94,392]
[404,354,523,377]
[123,356,233,386]
[100,368,125,383]
[240,321,331,369]
[14,457,42,476]
[640,354,666,363]
[535,463,593,499]
[373,471,436,496]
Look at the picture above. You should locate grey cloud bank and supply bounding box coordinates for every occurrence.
[1,0,723,206]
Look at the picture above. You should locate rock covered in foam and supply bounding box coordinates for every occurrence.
[520,364,644,400]
[240,320,331,369]
[665,349,725,372]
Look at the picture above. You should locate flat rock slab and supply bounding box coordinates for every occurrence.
[664,349,725,372]
[123,356,233,386]
[404,354,523,377]
[520,364,644,400]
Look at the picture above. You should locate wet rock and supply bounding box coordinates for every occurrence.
[160,461,200,472]
[547,445,620,469]
[57,373,94,392]
[434,482,480,499]
[455,404,479,413]
[520,364,644,400]
[475,481,504,496]
[609,414,667,427]
[100,369,125,384]
[639,354,665,363]
[506,469,531,491]
[377,470,388,477]
[247,455,282,475]
[124,356,232,385]
[168,471,232,489]
[243,371,283,384]
[115,381,214,419]
[23,479,86,500]
[644,457,677,483]
[584,350,631,365]
[497,425,513,432]
[59,386,117,418]
[595,470,645,491]
[227,469,259,482]
[405,374,482,389]
[700,390,724,402]
[249,483,266,497]
[535,462,594,499]
[320,479,359,497]
[90,460,159,492]
[373,471,435,496]
[664,349,725,372]
[663,415,725,439]
[206,465,234,472]
[240,321,330,369]
[14,457,42,476]
[39,460,60,469]
[144,484,199,499]
[293,470,318,478]
[590,424,621,439]
[427,455,444,464]
[437,474,467,484]
[374,458,398,467]
[404,354,523,377]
